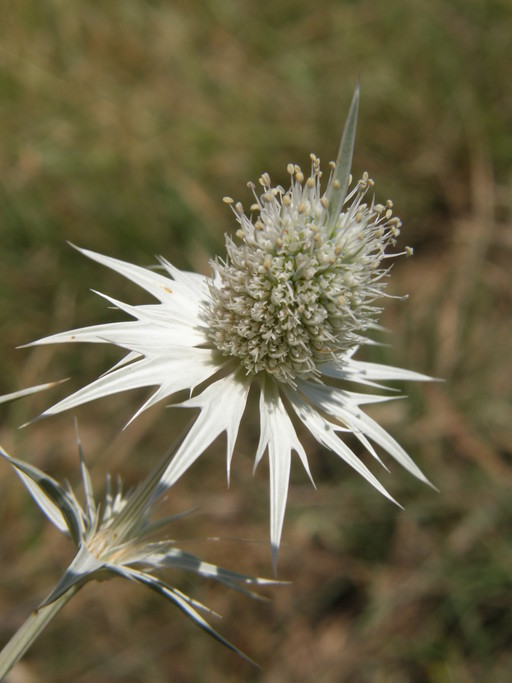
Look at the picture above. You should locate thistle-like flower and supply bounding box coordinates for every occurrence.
[0,439,276,676]
[29,87,432,565]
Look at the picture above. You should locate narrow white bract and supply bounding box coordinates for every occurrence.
[30,88,433,566]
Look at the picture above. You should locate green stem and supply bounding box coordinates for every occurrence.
[0,585,79,681]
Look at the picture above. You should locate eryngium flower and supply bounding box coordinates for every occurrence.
[30,87,432,564]
[0,441,276,664]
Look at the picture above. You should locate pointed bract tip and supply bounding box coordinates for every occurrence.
[0,379,68,404]
[271,542,279,578]
[325,83,360,231]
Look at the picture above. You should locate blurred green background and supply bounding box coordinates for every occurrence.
[1,1,511,681]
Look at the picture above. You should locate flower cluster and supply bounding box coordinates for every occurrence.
[210,165,400,385]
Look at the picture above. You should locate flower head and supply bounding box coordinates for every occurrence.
[29,87,433,566]
[210,165,399,386]
[0,440,276,662]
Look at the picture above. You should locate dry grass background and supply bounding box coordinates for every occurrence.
[1,1,511,681]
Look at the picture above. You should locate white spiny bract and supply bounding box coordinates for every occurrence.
[30,87,432,567]
[0,443,275,663]
[0,380,65,405]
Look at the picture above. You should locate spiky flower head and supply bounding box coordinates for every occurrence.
[0,440,276,662]
[28,86,433,566]
[209,164,401,386]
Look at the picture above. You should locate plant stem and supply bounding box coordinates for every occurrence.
[0,585,79,681]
